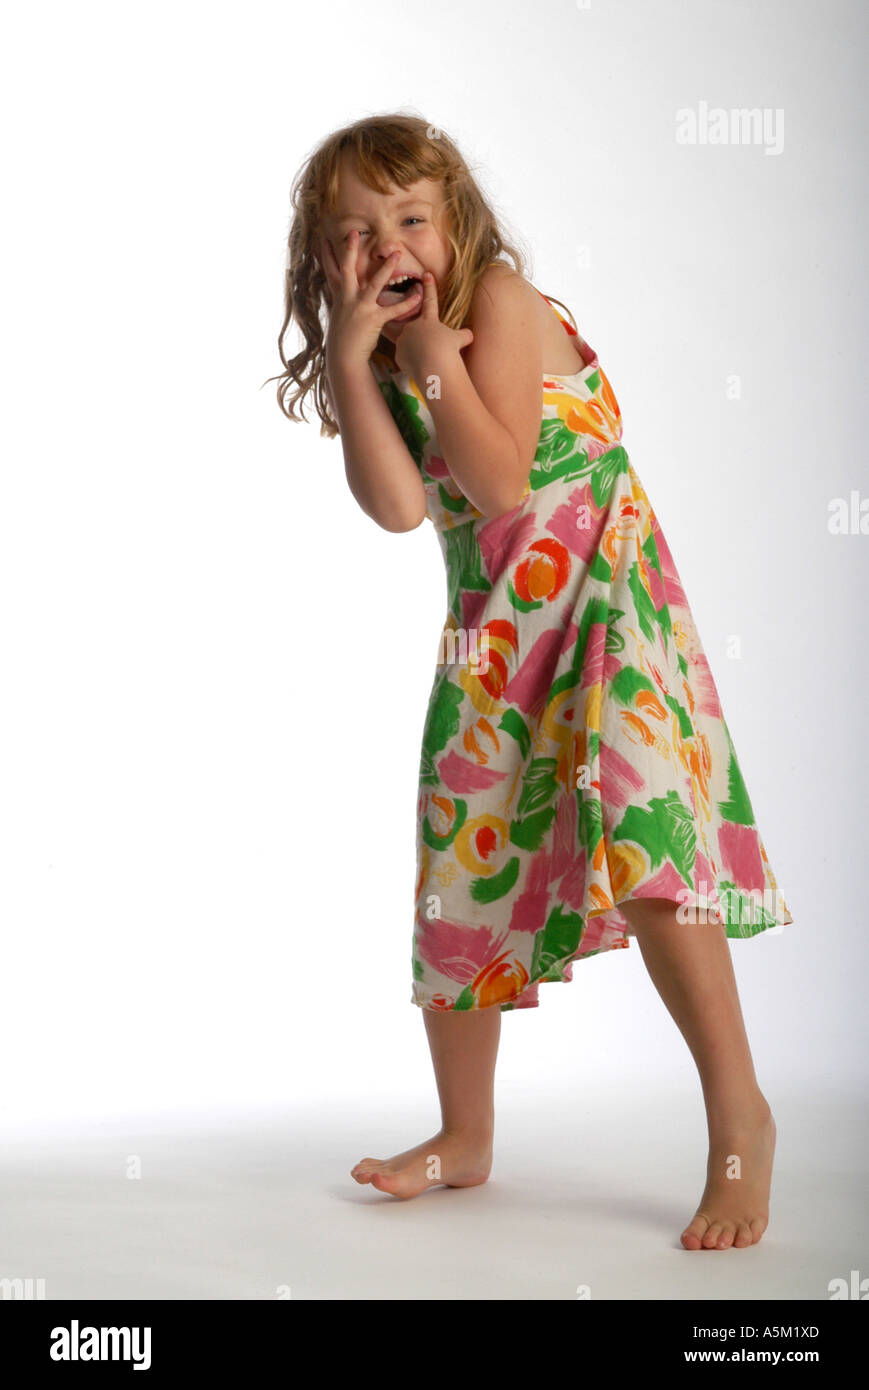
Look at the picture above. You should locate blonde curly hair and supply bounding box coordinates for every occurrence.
[264,111,575,440]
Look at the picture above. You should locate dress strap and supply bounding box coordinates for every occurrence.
[534,285,561,317]
[534,285,579,339]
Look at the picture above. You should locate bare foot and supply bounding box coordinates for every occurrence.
[681,1098,776,1250]
[351,1129,493,1199]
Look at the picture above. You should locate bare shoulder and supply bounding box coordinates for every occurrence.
[468,262,541,320]
[464,264,544,379]
[469,265,584,378]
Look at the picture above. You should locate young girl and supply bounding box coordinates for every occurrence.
[268,113,793,1251]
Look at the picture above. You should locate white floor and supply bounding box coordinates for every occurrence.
[1,1085,864,1300]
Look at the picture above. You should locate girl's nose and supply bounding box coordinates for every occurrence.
[373,241,403,264]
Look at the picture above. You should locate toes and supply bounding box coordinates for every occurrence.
[749,1216,768,1244]
[681,1215,709,1250]
[351,1159,384,1182]
[701,1221,724,1249]
[684,1211,768,1251]
[715,1223,737,1250]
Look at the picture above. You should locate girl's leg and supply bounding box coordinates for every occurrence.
[618,896,776,1250]
[351,1006,500,1198]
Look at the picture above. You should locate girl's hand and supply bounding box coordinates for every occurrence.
[318,231,423,370]
[393,271,474,381]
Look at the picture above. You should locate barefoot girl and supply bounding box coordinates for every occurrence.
[268,113,793,1250]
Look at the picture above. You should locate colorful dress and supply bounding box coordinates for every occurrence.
[368,287,793,1013]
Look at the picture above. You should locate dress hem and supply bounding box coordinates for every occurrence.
[410,889,794,1013]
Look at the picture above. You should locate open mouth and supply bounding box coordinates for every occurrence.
[377,275,422,307]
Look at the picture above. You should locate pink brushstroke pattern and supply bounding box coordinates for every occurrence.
[415,913,509,985]
[546,482,604,562]
[506,848,552,934]
[436,750,507,795]
[718,822,765,891]
[478,512,538,584]
[600,743,646,808]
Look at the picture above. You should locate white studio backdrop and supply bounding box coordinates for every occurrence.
[1,0,866,1133]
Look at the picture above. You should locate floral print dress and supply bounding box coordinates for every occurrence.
[367,287,793,1012]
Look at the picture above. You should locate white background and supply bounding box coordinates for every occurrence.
[1,0,866,1300]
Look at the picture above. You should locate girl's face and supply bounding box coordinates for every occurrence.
[319,155,453,343]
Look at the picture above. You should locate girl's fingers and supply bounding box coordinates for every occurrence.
[419,270,439,319]
[339,229,360,290]
[381,283,423,320]
[365,249,403,297]
[321,236,426,321]
[319,235,340,285]
[364,252,421,320]
[320,236,350,297]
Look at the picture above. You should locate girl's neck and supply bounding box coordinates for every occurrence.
[375,332,397,363]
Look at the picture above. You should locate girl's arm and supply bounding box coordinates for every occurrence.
[399,266,544,520]
[325,357,427,533]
